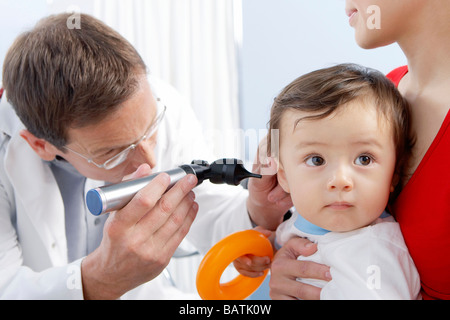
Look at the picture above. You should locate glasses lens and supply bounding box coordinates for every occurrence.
[149,105,166,135]
[99,101,166,170]
[103,147,133,170]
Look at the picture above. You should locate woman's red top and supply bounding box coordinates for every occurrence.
[387,66,450,300]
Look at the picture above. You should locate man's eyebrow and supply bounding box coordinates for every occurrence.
[91,144,125,156]
[89,131,140,157]
[91,109,158,156]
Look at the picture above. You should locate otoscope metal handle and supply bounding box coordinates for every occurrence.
[86,167,190,216]
[86,159,262,216]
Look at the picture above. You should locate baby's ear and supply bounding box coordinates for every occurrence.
[390,173,400,193]
[276,161,290,194]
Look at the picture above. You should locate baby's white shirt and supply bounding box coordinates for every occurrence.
[275,211,421,300]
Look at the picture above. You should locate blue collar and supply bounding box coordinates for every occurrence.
[293,210,391,235]
[294,214,330,235]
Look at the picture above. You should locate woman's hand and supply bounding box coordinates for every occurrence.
[269,237,332,300]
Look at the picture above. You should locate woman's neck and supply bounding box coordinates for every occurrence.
[397,5,450,92]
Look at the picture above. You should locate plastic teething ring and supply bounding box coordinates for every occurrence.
[196,230,273,300]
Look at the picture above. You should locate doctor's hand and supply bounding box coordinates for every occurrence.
[81,164,199,300]
[247,136,293,231]
[269,237,332,300]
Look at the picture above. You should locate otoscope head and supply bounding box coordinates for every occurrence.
[208,159,262,186]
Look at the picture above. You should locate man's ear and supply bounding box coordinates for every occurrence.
[19,130,59,161]
[277,161,290,194]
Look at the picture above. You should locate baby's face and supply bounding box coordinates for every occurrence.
[277,100,396,232]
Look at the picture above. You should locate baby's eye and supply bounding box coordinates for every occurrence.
[305,156,325,167]
[355,155,373,166]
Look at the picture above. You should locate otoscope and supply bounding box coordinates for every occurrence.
[86,159,262,216]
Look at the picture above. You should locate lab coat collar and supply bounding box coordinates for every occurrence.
[1,97,68,265]
[0,92,21,137]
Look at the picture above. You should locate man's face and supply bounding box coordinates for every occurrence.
[57,76,160,183]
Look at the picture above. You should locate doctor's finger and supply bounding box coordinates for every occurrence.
[268,184,291,203]
[142,189,196,242]
[115,173,171,228]
[138,174,198,233]
[122,163,152,181]
[154,200,199,258]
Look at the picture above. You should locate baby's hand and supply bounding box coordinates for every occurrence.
[233,228,273,278]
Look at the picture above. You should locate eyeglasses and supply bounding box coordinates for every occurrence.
[64,98,166,170]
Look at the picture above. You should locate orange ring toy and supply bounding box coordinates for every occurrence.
[196,230,273,300]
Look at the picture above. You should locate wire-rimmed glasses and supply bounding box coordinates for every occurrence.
[64,98,166,170]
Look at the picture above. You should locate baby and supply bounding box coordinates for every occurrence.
[250,63,420,299]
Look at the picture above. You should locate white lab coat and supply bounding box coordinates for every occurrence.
[0,77,252,299]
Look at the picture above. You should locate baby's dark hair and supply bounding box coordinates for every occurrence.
[268,63,414,200]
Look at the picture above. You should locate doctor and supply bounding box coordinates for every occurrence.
[0,13,291,299]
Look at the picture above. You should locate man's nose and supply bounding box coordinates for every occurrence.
[132,138,157,170]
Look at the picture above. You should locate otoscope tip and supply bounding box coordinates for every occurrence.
[251,173,263,179]
[234,166,262,184]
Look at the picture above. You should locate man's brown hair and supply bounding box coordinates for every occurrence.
[2,13,147,148]
[268,63,414,200]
